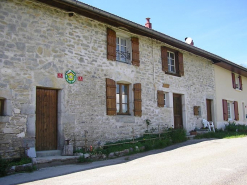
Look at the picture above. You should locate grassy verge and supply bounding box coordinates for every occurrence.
[194,131,247,139]
[76,129,187,159]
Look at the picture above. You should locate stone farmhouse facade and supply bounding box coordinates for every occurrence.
[0,0,246,158]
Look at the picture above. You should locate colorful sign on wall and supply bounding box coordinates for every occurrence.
[65,70,76,84]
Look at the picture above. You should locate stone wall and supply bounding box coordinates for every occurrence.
[0,0,215,158]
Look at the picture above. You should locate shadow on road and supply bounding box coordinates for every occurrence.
[0,138,218,185]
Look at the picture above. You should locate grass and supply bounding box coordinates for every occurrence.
[99,129,186,156]
[0,157,35,177]
[194,131,247,139]
[8,157,32,167]
[75,129,187,163]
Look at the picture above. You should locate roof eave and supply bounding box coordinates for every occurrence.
[34,0,247,77]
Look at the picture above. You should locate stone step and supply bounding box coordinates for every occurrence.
[36,150,62,157]
[186,135,195,140]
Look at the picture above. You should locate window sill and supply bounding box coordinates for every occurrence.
[117,113,131,116]
[116,60,131,65]
[165,71,181,77]
[234,88,242,92]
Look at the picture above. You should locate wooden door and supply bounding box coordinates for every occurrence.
[173,94,183,129]
[206,99,212,121]
[36,88,58,151]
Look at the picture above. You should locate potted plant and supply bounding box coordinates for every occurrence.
[190,129,197,135]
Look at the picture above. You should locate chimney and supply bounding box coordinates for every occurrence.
[185,37,194,46]
[145,18,152,29]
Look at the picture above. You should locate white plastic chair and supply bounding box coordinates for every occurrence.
[202,119,215,132]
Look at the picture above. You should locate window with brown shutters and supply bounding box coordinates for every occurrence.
[222,99,228,121]
[131,37,140,67]
[157,90,164,107]
[106,78,116,115]
[161,46,184,77]
[234,101,239,121]
[232,73,243,90]
[239,76,243,90]
[133,83,142,116]
[107,28,116,61]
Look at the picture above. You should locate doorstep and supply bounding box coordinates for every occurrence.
[186,135,195,140]
[33,155,80,169]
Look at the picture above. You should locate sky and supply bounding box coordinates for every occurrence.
[79,0,247,67]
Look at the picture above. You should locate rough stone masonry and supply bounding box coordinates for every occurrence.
[0,0,215,158]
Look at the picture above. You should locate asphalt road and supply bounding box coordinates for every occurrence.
[1,137,247,185]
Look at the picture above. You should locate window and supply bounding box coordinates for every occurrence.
[223,99,239,121]
[235,74,239,89]
[161,46,184,76]
[164,93,166,106]
[107,28,140,66]
[116,37,131,63]
[0,98,5,116]
[227,101,232,120]
[167,51,175,73]
[157,91,169,107]
[116,83,129,114]
[232,73,242,90]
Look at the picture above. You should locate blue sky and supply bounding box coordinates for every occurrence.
[79,0,247,67]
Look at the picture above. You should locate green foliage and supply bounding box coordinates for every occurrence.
[74,148,87,154]
[0,157,8,177]
[225,122,247,132]
[78,156,92,163]
[145,119,151,126]
[22,165,37,173]
[8,157,32,167]
[0,157,35,177]
[169,129,187,143]
[194,131,247,139]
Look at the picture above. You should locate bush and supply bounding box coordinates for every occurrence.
[169,129,187,143]
[8,157,32,167]
[225,122,247,132]
[0,157,8,177]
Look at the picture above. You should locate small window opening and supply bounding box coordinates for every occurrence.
[0,98,5,116]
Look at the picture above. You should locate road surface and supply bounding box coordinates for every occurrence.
[1,137,247,185]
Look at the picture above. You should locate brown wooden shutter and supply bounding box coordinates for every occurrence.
[106,78,116,115]
[194,106,199,115]
[177,52,184,76]
[107,28,116,61]
[234,101,239,121]
[161,46,168,72]
[232,73,236,89]
[133,83,142,116]
[239,76,243,90]
[157,90,164,107]
[222,99,228,121]
[131,37,140,66]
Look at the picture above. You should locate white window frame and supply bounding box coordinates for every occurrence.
[167,51,176,73]
[164,93,166,107]
[235,74,240,90]
[116,34,131,64]
[227,101,235,121]
[163,92,169,107]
